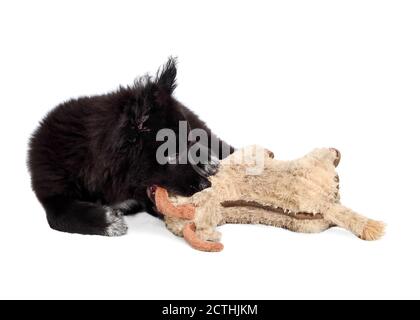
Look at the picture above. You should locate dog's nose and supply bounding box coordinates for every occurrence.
[198,179,211,191]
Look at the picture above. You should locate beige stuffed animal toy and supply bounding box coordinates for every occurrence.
[149,145,385,252]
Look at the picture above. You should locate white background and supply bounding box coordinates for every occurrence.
[0,0,419,300]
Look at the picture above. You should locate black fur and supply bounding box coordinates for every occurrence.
[28,57,234,236]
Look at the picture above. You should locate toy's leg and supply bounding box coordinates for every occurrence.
[183,223,224,252]
[154,186,195,220]
[324,204,385,240]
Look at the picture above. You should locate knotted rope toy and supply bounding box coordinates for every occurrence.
[149,145,385,252]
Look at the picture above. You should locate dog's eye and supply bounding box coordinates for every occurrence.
[128,133,137,143]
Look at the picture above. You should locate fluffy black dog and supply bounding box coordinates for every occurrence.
[28,58,234,236]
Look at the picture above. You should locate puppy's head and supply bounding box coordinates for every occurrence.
[123,58,211,196]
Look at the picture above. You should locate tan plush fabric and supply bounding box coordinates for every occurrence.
[163,145,385,251]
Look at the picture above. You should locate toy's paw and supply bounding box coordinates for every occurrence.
[183,223,224,252]
[196,229,222,242]
[360,219,386,241]
[329,148,341,167]
[103,207,128,237]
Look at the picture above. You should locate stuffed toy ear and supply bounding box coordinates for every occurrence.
[155,57,177,95]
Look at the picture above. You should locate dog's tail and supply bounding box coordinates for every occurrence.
[323,203,385,240]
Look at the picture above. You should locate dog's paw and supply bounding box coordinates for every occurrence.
[104,207,128,237]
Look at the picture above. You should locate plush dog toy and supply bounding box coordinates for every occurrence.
[149,145,385,252]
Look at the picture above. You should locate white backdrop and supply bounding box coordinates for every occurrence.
[0,0,419,299]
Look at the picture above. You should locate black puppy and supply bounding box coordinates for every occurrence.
[28,58,234,236]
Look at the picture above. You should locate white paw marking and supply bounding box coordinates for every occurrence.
[104,207,128,237]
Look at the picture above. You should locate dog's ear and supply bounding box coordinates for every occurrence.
[130,57,177,113]
[155,57,177,95]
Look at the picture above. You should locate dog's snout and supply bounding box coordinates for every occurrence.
[198,179,211,191]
